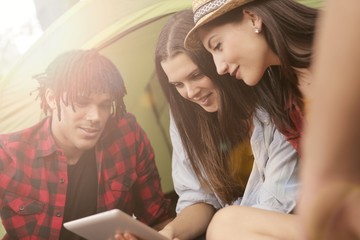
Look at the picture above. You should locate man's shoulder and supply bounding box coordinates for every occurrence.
[101,113,147,148]
[102,113,136,138]
[106,112,139,130]
[0,118,51,147]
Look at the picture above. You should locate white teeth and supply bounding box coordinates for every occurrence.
[193,93,211,103]
[199,95,210,104]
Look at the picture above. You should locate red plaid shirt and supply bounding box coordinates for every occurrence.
[0,113,171,240]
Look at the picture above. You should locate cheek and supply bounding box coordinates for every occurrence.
[252,37,270,62]
[100,113,111,125]
[212,53,223,68]
[176,88,188,99]
[206,80,217,90]
[99,108,112,119]
[253,46,272,76]
[61,108,85,124]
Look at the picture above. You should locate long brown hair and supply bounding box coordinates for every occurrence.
[155,10,256,204]
[203,0,318,144]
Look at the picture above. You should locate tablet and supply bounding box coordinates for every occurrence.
[63,209,169,240]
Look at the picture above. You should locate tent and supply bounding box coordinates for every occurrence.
[0,0,192,194]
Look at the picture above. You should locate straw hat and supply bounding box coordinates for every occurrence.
[185,0,254,49]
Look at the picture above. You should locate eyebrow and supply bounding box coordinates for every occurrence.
[185,68,202,81]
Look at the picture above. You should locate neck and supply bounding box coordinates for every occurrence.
[66,152,83,165]
[51,122,84,165]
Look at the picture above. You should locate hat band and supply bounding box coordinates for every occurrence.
[193,0,229,24]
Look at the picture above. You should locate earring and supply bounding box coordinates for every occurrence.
[254,28,260,34]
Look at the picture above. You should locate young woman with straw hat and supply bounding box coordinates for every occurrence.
[182,0,318,239]
[185,0,318,155]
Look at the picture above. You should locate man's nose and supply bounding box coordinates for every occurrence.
[86,106,100,122]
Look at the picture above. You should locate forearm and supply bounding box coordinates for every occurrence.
[299,1,360,239]
[161,202,216,240]
[302,0,360,186]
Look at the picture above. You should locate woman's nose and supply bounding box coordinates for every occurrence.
[186,83,200,100]
[214,55,228,75]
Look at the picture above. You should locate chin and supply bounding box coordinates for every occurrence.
[243,78,260,86]
[204,107,218,113]
[77,140,98,150]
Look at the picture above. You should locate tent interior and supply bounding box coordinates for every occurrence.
[0,0,323,236]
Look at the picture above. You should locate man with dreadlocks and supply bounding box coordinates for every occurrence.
[0,49,171,240]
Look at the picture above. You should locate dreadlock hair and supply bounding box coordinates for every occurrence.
[155,9,256,204]
[33,49,127,121]
[202,0,318,144]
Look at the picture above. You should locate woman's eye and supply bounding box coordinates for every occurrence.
[171,82,182,88]
[213,42,221,51]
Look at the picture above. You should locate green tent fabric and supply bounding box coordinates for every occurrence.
[0,0,322,237]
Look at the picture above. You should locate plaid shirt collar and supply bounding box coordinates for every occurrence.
[11,117,59,158]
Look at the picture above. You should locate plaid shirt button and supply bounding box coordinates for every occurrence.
[60,178,65,184]
[56,212,61,217]
[19,206,24,212]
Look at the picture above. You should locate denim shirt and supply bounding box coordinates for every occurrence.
[171,109,299,213]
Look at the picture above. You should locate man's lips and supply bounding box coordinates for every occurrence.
[80,127,101,134]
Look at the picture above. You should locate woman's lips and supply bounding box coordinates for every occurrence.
[199,93,212,106]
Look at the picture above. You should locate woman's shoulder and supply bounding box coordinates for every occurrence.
[253,108,271,125]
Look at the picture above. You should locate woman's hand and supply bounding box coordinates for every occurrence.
[114,232,139,240]
[113,230,180,240]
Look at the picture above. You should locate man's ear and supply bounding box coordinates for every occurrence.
[45,88,57,111]
[243,9,263,33]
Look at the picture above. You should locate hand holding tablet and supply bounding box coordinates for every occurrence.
[63,209,169,240]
